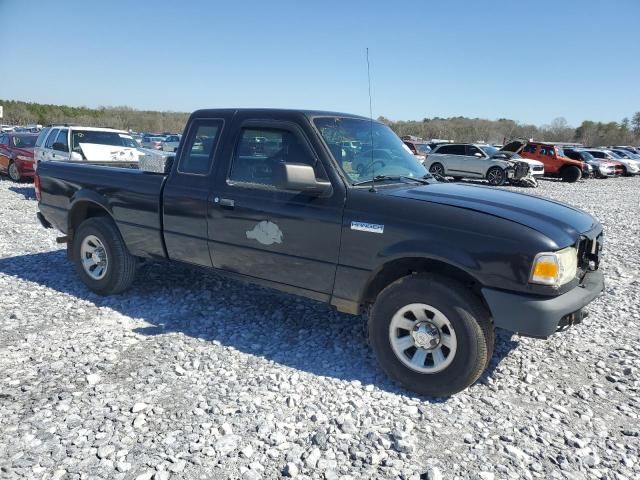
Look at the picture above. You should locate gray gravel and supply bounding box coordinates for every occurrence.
[1,176,639,480]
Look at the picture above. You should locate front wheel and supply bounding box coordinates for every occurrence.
[369,274,494,397]
[429,163,445,177]
[561,165,582,182]
[72,217,137,295]
[486,166,506,186]
[8,162,21,182]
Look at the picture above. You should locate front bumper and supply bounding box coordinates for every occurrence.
[481,269,604,338]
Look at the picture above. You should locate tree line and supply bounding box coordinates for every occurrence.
[2,98,639,145]
[0,99,189,134]
[380,113,640,147]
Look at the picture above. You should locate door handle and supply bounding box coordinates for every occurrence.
[214,197,235,208]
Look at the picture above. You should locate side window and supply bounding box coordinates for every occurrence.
[523,144,537,154]
[45,129,60,149]
[449,144,466,155]
[178,120,222,174]
[35,127,50,147]
[435,145,451,155]
[466,145,483,157]
[229,127,323,187]
[0,134,7,145]
[55,129,69,151]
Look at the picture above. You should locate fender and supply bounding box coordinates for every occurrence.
[377,238,482,275]
[68,189,115,232]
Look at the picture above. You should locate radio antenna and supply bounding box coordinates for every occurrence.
[366,47,376,192]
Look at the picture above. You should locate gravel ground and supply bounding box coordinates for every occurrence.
[0,176,639,480]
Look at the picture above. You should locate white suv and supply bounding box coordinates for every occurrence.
[34,126,142,166]
[425,143,531,186]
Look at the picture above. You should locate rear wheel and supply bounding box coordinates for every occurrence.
[72,217,137,295]
[561,165,581,182]
[8,162,21,182]
[369,274,494,397]
[429,163,445,177]
[486,166,505,186]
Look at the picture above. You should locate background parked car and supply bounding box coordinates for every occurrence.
[501,141,584,182]
[425,143,530,186]
[584,149,639,176]
[0,132,38,181]
[563,148,622,178]
[401,136,432,162]
[35,126,143,165]
[141,134,166,149]
[162,134,182,152]
[611,149,640,161]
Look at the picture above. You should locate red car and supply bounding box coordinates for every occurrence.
[0,132,38,182]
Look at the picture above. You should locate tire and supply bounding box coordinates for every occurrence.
[486,166,506,186]
[369,273,494,397]
[429,163,445,177]
[8,162,21,182]
[72,217,137,295]
[561,165,581,182]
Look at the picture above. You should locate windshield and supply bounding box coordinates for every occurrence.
[12,136,37,148]
[555,147,565,157]
[607,151,622,159]
[480,145,498,156]
[416,144,431,154]
[71,130,139,152]
[580,151,595,161]
[313,117,427,183]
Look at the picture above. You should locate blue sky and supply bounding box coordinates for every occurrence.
[1,0,638,126]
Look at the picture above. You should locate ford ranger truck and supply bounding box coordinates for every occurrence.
[35,109,605,397]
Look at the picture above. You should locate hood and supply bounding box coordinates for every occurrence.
[517,158,543,166]
[78,143,143,162]
[385,182,597,247]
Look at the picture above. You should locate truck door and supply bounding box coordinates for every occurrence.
[162,117,227,267]
[207,117,344,294]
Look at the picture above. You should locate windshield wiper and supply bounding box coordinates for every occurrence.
[352,175,431,186]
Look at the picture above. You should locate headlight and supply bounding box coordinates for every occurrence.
[530,247,578,287]
[599,165,612,172]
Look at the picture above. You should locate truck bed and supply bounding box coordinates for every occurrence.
[37,161,167,258]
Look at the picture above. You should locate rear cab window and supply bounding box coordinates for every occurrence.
[178,120,223,175]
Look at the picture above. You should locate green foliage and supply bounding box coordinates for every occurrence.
[385,113,640,146]
[0,99,189,133]
[2,99,639,146]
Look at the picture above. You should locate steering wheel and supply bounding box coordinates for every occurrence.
[356,149,391,174]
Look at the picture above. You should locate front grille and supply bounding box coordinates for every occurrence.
[514,162,530,179]
[577,233,603,273]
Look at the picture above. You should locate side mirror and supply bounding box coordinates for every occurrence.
[474,152,483,158]
[70,152,83,161]
[52,142,68,152]
[275,163,332,195]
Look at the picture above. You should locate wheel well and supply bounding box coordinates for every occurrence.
[68,201,110,236]
[363,257,483,307]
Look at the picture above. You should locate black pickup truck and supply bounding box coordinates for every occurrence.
[36,109,605,396]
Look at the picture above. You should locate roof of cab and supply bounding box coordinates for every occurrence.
[190,108,370,121]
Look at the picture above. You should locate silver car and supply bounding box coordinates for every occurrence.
[425,143,531,186]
